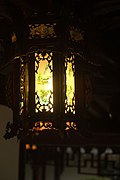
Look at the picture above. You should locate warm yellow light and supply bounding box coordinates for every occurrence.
[65,54,75,114]
[33,121,53,131]
[35,52,53,112]
[65,122,77,130]
[66,62,75,105]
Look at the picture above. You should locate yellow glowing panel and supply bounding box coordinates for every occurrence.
[65,60,75,114]
[66,63,75,104]
[35,53,53,112]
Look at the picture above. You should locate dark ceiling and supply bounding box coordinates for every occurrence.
[0,0,120,134]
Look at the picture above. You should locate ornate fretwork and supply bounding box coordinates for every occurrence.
[65,121,77,131]
[65,94,75,114]
[33,121,53,131]
[69,26,84,42]
[29,23,56,39]
[19,57,26,115]
[35,51,53,113]
[65,49,75,114]
[35,51,53,73]
[35,91,53,112]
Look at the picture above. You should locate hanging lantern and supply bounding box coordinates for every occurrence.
[4,9,92,144]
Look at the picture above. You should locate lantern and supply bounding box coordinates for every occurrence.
[4,9,92,144]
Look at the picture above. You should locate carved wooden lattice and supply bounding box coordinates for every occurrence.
[19,57,26,115]
[33,121,53,131]
[65,122,77,130]
[29,23,56,39]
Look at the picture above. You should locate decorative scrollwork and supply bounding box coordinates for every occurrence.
[29,23,56,39]
[65,49,75,74]
[69,26,84,42]
[35,90,53,112]
[65,121,77,131]
[33,121,53,131]
[35,51,53,73]
[65,94,75,114]
[19,58,26,115]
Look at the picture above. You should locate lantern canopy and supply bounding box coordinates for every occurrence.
[4,8,92,143]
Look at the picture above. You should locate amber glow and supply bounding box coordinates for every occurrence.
[65,53,75,114]
[33,121,53,131]
[65,121,77,130]
[66,63,75,104]
[35,52,53,112]
[25,144,30,150]
[32,144,38,150]
[25,144,38,150]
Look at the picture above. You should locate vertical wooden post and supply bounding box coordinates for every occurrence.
[41,161,46,180]
[78,148,81,174]
[32,164,40,180]
[54,154,60,180]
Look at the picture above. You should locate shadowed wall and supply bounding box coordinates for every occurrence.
[0,105,19,180]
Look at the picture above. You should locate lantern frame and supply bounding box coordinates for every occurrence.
[4,11,92,143]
